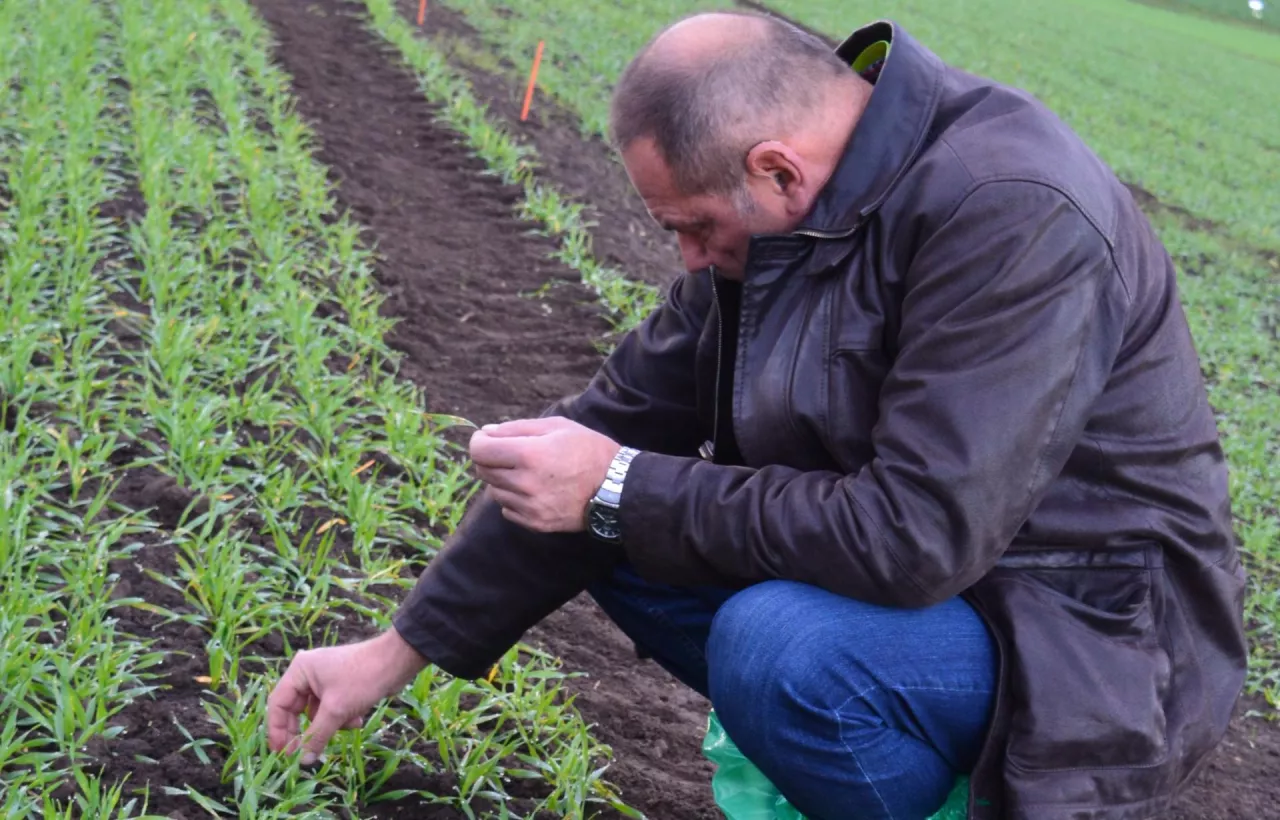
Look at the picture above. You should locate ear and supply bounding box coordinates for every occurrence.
[745,141,805,196]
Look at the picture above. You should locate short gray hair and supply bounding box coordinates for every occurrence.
[610,12,850,197]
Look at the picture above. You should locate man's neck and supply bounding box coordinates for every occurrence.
[802,76,874,217]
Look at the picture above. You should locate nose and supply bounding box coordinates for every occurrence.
[677,233,711,273]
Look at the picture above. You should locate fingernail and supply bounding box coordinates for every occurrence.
[482,424,497,431]
[300,751,318,766]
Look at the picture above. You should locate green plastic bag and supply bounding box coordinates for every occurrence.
[702,711,970,820]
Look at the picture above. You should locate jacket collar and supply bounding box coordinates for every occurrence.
[795,21,945,240]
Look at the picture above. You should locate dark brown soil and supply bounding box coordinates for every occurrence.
[400,2,682,291]
[254,0,610,424]
[98,471,442,817]
[245,2,715,815]
[78,0,611,813]
[1166,705,1280,819]
[209,1,1280,819]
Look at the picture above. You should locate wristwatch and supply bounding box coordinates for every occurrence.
[586,447,641,544]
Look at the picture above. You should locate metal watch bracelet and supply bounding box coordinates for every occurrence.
[595,446,641,507]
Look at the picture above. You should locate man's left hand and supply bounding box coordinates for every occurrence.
[469,416,622,533]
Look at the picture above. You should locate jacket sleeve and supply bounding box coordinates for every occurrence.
[618,181,1131,606]
[392,273,710,678]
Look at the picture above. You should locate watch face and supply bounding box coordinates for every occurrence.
[588,504,622,542]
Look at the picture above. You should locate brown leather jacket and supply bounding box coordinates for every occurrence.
[394,21,1248,819]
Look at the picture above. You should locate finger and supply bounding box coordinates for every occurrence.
[474,465,525,492]
[300,703,348,762]
[499,504,541,531]
[488,486,534,519]
[469,430,526,470]
[266,663,311,754]
[342,715,364,730]
[480,417,567,438]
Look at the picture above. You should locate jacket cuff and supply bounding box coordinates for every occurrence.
[618,450,707,583]
[391,601,499,681]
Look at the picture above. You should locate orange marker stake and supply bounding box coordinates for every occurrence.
[417,0,427,26]
[520,40,545,122]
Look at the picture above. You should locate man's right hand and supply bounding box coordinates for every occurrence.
[266,627,428,764]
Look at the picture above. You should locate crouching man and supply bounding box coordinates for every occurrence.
[267,12,1246,819]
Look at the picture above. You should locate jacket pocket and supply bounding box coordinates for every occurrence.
[824,345,889,469]
[999,565,1171,772]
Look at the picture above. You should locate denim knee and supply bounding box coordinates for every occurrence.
[705,581,833,758]
[705,582,997,820]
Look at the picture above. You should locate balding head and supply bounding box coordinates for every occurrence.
[610,11,856,198]
[644,12,773,68]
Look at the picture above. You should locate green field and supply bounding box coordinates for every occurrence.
[1140,0,1280,32]
[0,0,634,815]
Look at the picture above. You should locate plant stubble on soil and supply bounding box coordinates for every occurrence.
[247,0,1280,817]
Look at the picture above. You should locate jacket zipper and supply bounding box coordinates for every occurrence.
[791,223,860,240]
[696,224,857,463]
[699,269,723,462]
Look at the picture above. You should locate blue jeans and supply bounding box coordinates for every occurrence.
[587,564,997,820]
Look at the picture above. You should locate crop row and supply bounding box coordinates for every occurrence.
[0,0,633,815]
